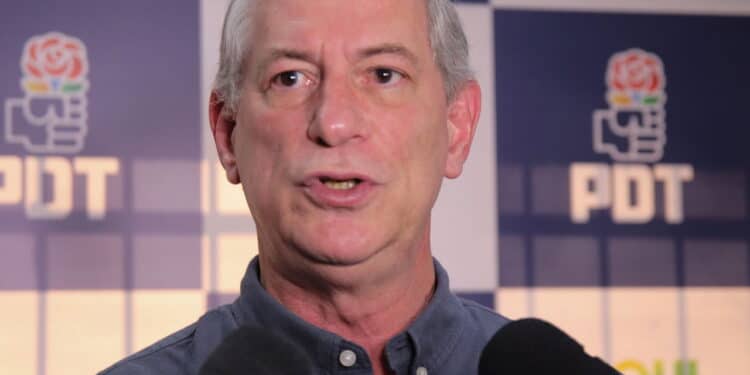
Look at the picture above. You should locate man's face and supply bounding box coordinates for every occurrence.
[221,0,477,270]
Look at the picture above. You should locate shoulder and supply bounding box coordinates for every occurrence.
[98,305,239,375]
[98,324,197,375]
[458,297,512,340]
[428,295,513,372]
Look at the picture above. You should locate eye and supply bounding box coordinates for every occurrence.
[372,68,404,86]
[272,70,309,88]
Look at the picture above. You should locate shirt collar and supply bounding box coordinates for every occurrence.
[403,259,466,369]
[231,256,466,372]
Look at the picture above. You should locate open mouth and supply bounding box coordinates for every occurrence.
[302,173,375,207]
[319,177,363,190]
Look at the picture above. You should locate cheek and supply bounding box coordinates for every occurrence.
[410,98,449,164]
[233,113,280,198]
[379,102,448,183]
[234,102,308,198]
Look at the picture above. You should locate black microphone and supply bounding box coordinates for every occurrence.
[479,318,622,374]
[199,325,317,375]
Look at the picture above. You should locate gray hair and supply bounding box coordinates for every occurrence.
[214,0,472,113]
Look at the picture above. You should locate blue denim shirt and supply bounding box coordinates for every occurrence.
[100,257,510,375]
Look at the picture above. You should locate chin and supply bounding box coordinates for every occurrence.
[303,238,379,266]
[291,223,387,267]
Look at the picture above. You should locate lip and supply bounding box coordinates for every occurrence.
[301,172,379,208]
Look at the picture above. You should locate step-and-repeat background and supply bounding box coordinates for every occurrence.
[1,0,748,373]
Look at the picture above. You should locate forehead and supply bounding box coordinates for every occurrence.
[248,0,432,60]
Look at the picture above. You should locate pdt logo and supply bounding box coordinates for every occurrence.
[570,49,694,224]
[1,32,119,220]
[4,32,89,154]
[594,48,667,163]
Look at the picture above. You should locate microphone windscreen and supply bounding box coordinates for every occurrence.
[478,318,620,374]
[200,325,317,375]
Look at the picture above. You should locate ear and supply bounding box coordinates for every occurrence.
[209,91,240,184]
[444,80,481,179]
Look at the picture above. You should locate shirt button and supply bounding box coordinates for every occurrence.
[416,366,428,375]
[339,349,357,367]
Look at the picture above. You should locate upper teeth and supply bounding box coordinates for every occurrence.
[324,180,357,190]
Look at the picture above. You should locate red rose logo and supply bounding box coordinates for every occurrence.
[607,49,664,94]
[21,32,88,83]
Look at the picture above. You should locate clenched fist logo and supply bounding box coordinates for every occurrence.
[4,32,90,154]
[593,49,667,163]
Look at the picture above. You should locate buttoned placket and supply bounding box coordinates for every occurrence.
[331,342,373,375]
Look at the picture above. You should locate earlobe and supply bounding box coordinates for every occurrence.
[209,91,241,184]
[444,80,481,179]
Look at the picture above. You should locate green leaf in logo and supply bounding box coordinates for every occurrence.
[643,96,660,105]
[62,83,83,93]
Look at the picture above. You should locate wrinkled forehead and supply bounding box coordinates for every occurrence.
[247,0,433,63]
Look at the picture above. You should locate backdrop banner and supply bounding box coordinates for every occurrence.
[0,1,747,374]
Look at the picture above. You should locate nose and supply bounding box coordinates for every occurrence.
[307,77,365,147]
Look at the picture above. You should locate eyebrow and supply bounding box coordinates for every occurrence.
[256,48,318,76]
[355,43,420,65]
[256,43,420,75]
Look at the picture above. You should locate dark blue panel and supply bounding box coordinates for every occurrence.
[684,240,749,286]
[0,0,201,159]
[0,1,202,293]
[533,236,600,286]
[133,236,202,289]
[494,9,750,287]
[494,10,750,166]
[0,235,36,290]
[498,235,526,286]
[46,234,125,290]
[608,237,676,286]
[497,164,525,215]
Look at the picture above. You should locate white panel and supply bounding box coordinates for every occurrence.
[608,288,682,374]
[217,233,259,293]
[201,160,211,214]
[202,234,212,292]
[214,162,251,216]
[0,292,38,375]
[534,288,605,357]
[492,0,750,15]
[496,287,531,319]
[131,290,205,352]
[685,288,750,375]
[46,291,125,375]
[432,3,497,290]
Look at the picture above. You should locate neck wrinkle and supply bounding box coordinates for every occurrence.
[258,231,436,354]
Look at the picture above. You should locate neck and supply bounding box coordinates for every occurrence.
[259,232,436,375]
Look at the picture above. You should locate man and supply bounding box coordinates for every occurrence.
[101,0,509,373]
